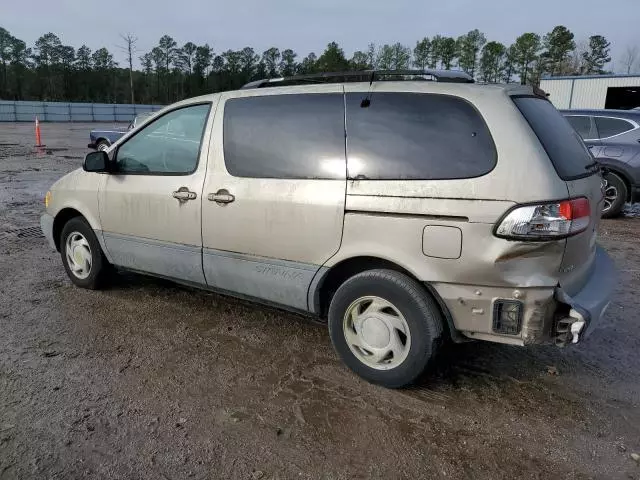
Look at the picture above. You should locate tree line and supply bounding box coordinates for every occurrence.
[0,24,633,105]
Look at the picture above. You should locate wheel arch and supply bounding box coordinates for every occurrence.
[310,255,457,341]
[601,162,632,202]
[52,206,101,251]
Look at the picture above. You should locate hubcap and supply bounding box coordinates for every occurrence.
[602,178,618,213]
[98,143,109,151]
[65,232,92,279]
[343,296,411,370]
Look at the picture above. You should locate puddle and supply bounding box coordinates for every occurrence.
[0,144,32,159]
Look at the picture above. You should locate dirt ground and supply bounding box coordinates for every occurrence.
[0,122,639,480]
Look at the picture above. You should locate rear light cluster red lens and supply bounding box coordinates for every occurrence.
[495,198,591,240]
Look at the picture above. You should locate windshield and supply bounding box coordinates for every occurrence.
[513,96,594,181]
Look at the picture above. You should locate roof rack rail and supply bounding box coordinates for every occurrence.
[241,69,474,89]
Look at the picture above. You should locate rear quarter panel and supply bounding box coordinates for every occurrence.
[332,83,570,289]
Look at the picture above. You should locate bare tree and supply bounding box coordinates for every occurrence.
[621,45,639,74]
[567,40,589,75]
[119,33,138,103]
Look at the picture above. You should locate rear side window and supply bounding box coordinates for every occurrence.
[565,115,592,139]
[513,97,593,180]
[223,94,345,179]
[345,93,496,180]
[595,117,635,139]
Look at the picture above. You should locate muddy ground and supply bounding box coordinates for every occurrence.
[0,122,639,480]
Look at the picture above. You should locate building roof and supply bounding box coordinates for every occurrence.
[542,74,640,81]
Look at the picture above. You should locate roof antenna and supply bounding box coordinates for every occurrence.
[360,71,376,108]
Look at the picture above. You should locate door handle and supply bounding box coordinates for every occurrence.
[207,189,235,205]
[172,187,197,202]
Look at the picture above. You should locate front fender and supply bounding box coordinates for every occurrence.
[48,169,103,231]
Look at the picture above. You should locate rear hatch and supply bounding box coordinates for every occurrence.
[513,96,604,296]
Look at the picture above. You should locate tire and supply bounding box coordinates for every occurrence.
[96,139,110,151]
[60,216,110,289]
[602,172,627,219]
[328,269,443,388]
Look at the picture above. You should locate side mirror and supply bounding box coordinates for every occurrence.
[83,150,110,173]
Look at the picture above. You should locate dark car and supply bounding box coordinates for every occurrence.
[561,109,640,217]
[88,112,156,151]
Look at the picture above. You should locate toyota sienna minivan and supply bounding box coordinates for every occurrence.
[41,70,617,388]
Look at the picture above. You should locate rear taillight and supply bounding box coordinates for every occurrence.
[495,198,591,240]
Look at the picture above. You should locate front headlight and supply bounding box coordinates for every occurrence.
[44,191,52,208]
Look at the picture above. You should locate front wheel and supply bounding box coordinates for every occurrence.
[60,217,110,289]
[328,269,443,388]
[602,172,627,218]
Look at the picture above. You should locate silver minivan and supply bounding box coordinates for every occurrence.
[41,71,616,388]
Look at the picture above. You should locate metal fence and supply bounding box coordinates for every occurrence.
[0,100,164,122]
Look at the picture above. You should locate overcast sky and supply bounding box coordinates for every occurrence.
[3,0,639,71]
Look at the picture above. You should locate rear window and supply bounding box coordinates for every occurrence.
[595,117,635,138]
[514,97,593,180]
[345,93,496,180]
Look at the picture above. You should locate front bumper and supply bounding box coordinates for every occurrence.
[554,246,616,345]
[40,213,57,250]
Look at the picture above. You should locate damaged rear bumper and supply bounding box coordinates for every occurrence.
[432,246,616,347]
[553,246,616,346]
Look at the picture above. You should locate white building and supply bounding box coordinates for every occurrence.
[540,74,640,110]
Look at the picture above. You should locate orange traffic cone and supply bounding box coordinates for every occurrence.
[35,116,44,147]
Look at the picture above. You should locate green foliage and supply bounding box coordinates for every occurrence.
[439,37,457,70]
[316,42,349,72]
[456,29,486,77]
[262,47,280,78]
[297,52,317,74]
[350,51,370,71]
[0,25,621,103]
[429,35,443,68]
[479,41,506,82]
[513,33,541,84]
[413,37,431,70]
[542,26,575,76]
[279,49,297,76]
[376,43,411,70]
[503,45,518,83]
[582,35,611,74]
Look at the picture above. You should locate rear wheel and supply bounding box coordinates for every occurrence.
[96,139,110,151]
[328,269,443,388]
[602,172,627,218]
[60,217,110,289]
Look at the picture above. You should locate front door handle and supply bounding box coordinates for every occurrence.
[207,189,235,205]
[172,187,197,202]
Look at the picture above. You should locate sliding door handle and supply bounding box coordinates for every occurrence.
[207,189,235,205]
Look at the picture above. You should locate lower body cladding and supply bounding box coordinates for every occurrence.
[431,247,616,346]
